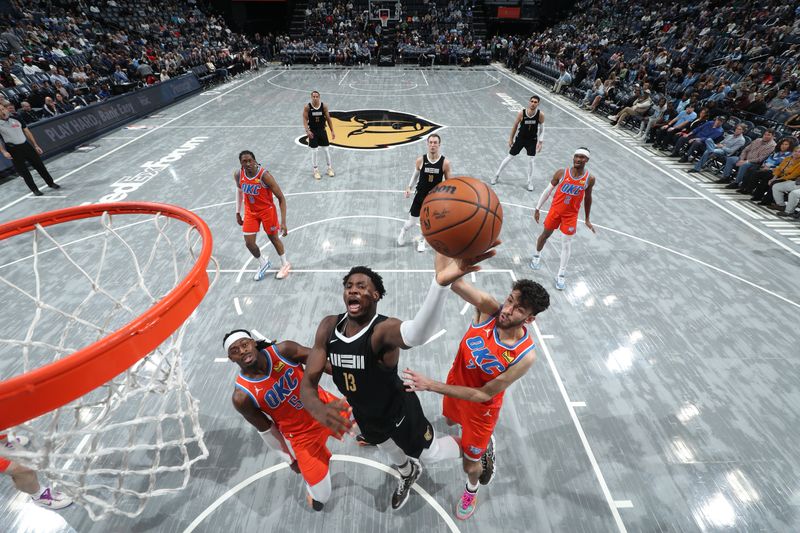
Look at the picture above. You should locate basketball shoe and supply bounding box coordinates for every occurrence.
[2,434,30,450]
[313,168,321,180]
[490,175,499,185]
[530,254,542,270]
[275,262,291,280]
[32,488,73,510]
[254,259,271,281]
[416,238,426,253]
[455,486,477,520]
[527,181,534,192]
[391,459,421,510]
[306,493,324,511]
[478,435,495,485]
[327,167,335,177]
[555,274,566,290]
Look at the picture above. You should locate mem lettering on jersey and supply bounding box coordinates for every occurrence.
[329,353,365,369]
[464,336,506,375]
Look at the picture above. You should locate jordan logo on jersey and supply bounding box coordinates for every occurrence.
[464,336,505,375]
[263,368,302,409]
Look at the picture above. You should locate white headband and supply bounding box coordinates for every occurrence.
[223,331,252,352]
[574,148,591,158]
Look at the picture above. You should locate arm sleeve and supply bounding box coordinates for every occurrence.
[537,121,545,141]
[407,168,420,190]
[400,277,450,347]
[535,182,556,210]
[236,185,243,214]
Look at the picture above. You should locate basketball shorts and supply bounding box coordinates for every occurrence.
[409,188,434,217]
[509,136,537,156]
[242,206,279,235]
[0,456,9,473]
[357,392,434,459]
[442,395,501,461]
[544,209,579,236]
[283,389,346,486]
[308,128,330,148]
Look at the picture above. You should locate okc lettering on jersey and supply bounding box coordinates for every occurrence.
[464,336,505,375]
[263,367,303,410]
[241,183,262,196]
[560,182,586,196]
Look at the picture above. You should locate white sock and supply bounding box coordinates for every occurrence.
[258,254,268,266]
[466,480,479,492]
[397,460,413,477]
[558,236,572,277]
[311,148,319,169]
[279,254,288,266]
[377,438,408,465]
[323,147,332,167]
[495,154,514,178]
[527,156,536,183]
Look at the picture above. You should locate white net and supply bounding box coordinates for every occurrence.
[0,208,215,520]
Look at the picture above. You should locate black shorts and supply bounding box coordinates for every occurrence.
[409,189,432,217]
[357,392,434,459]
[509,136,537,156]
[308,128,329,148]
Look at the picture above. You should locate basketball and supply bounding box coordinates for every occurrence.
[419,176,503,258]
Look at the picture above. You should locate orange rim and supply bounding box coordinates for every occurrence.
[0,202,213,430]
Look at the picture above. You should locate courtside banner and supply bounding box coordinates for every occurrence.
[497,6,521,18]
[1,74,201,171]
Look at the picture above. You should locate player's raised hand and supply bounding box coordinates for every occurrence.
[534,209,540,223]
[434,239,500,286]
[402,368,433,392]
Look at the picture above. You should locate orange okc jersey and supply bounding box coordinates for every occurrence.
[235,345,325,438]
[448,315,536,409]
[550,167,589,215]
[239,165,275,215]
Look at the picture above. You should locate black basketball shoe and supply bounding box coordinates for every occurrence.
[391,459,422,510]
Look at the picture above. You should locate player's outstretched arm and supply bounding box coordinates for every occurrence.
[375,242,500,351]
[300,316,353,436]
[435,252,499,319]
[402,351,536,402]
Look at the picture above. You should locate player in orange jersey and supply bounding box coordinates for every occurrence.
[235,150,291,281]
[530,147,597,290]
[403,263,550,520]
[225,329,349,511]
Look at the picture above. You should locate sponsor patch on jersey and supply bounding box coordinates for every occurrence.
[297,110,442,150]
[424,425,433,442]
[468,445,483,456]
[568,226,575,232]
[501,350,515,364]
[273,361,286,373]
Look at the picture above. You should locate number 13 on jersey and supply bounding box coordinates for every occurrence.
[343,372,357,392]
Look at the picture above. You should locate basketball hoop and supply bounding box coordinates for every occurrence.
[379,8,389,27]
[0,202,216,520]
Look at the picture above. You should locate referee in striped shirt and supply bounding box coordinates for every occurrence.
[0,103,60,195]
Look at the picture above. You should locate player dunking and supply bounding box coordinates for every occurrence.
[225,329,348,511]
[491,95,545,191]
[302,90,336,180]
[397,133,452,252]
[403,261,549,520]
[235,150,291,281]
[531,147,596,290]
[300,249,497,510]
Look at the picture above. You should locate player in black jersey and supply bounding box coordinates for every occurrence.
[397,133,452,252]
[302,90,336,180]
[300,250,498,511]
[491,95,546,192]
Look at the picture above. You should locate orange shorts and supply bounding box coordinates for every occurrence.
[544,209,579,235]
[0,456,9,472]
[442,395,500,461]
[242,206,279,235]
[285,390,347,486]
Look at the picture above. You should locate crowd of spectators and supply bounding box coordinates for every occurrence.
[278,0,487,67]
[491,0,800,218]
[0,0,261,125]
